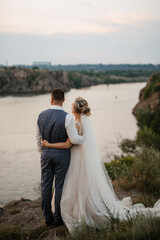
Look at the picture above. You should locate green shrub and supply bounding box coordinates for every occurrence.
[153,84,160,92]
[67,72,82,88]
[104,156,134,181]
[115,147,160,194]
[131,147,160,193]
[143,73,160,99]
[150,106,160,135]
[136,106,160,136]
[106,146,160,195]
[32,66,39,70]
[136,108,153,128]
[0,77,7,88]
[143,84,153,99]
[92,78,99,85]
[27,78,33,87]
[119,138,137,154]
[136,127,160,151]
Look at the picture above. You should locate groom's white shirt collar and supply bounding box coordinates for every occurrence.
[50,105,64,111]
[50,105,72,127]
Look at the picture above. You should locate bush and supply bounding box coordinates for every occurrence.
[136,106,160,136]
[136,108,153,128]
[150,106,160,135]
[104,156,134,181]
[143,73,160,99]
[131,147,160,193]
[136,127,160,151]
[67,72,82,88]
[32,66,39,70]
[119,138,137,154]
[115,147,160,194]
[143,84,153,99]
[0,77,7,88]
[153,84,160,92]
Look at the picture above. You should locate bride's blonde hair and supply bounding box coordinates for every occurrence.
[73,97,91,116]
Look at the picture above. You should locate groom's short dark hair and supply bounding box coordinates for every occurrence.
[52,88,64,102]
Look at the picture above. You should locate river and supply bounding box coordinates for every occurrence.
[0,82,146,205]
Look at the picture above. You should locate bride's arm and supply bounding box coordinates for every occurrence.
[66,117,84,144]
[41,138,72,149]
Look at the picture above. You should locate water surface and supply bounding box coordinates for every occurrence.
[0,82,145,205]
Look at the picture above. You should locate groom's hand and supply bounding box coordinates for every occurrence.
[41,139,49,147]
[66,138,72,148]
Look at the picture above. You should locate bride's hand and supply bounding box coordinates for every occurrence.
[41,139,49,147]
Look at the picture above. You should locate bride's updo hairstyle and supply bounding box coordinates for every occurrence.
[73,97,91,116]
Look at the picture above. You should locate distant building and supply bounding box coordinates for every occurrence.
[33,61,52,67]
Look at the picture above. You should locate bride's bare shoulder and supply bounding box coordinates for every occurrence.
[75,121,80,127]
[75,121,83,135]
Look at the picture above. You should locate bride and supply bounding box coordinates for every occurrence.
[41,97,160,232]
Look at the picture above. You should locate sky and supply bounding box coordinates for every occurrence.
[0,0,160,65]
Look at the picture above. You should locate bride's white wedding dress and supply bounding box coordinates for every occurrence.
[55,115,160,232]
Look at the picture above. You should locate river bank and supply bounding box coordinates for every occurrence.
[0,67,148,96]
[0,188,144,240]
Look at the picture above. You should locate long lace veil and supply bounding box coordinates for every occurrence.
[81,115,118,202]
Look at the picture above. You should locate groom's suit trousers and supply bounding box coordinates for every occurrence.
[41,149,70,222]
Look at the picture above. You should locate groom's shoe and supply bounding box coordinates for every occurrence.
[45,216,55,227]
[55,218,64,227]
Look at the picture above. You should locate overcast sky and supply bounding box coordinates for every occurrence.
[0,0,160,65]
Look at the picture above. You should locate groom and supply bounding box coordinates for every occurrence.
[36,88,84,226]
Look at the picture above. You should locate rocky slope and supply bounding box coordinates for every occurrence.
[0,189,143,240]
[132,73,160,115]
[0,67,102,95]
[0,198,67,240]
[0,68,70,95]
[0,67,147,96]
